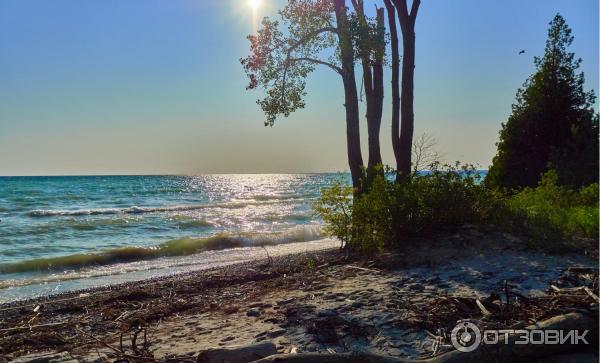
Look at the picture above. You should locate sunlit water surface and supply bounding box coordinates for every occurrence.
[0,174,348,302]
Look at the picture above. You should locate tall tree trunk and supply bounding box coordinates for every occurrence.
[334,0,364,191]
[368,8,385,179]
[383,0,401,178]
[393,0,420,181]
[398,21,415,179]
[353,1,385,186]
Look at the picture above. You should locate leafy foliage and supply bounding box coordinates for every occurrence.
[487,14,599,190]
[314,164,498,252]
[240,0,386,128]
[240,0,339,126]
[313,179,355,247]
[503,170,599,243]
[348,5,386,67]
[315,167,598,254]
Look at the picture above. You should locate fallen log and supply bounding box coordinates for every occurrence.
[252,312,598,363]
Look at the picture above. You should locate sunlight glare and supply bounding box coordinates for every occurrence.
[249,0,262,11]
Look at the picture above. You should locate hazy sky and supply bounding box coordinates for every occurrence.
[0,0,598,175]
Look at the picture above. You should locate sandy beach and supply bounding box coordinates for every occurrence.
[2,227,597,362]
[2,0,598,361]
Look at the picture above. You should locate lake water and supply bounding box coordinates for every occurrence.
[0,174,346,302]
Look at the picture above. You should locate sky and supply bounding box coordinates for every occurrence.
[0,0,598,175]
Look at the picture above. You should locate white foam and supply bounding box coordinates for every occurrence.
[0,238,339,303]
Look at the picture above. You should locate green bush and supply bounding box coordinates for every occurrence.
[504,170,599,242]
[313,181,355,248]
[315,166,598,254]
[314,163,499,253]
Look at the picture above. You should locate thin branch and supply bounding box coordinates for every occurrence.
[280,26,339,104]
[287,26,338,55]
[289,57,343,74]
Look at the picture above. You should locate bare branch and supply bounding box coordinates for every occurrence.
[412,133,442,172]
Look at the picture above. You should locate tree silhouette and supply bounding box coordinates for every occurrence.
[352,0,386,184]
[241,0,392,191]
[383,0,421,181]
[241,0,365,189]
[487,14,598,190]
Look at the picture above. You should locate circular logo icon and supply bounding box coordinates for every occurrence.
[451,321,481,352]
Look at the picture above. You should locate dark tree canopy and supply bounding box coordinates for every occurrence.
[487,14,599,190]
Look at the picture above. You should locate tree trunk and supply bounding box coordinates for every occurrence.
[398,24,415,180]
[368,8,385,180]
[383,0,401,178]
[393,0,420,181]
[353,1,384,187]
[334,0,364,191]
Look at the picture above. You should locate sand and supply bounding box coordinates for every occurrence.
[1,228,597,362]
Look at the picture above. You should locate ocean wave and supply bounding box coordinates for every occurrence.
[0,225,324,274]
[261,213,313,222]
[28,199,295,218]
[250,194,304,202]
[169,216,213,229]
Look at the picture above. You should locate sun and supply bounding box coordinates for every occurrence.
[248,0,262,11]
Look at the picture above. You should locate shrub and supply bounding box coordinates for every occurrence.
[313,180,354,249]
[314,163,499,253]
[504,170,599,242]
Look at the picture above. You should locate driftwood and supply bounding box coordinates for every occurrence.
[252,312,597,363]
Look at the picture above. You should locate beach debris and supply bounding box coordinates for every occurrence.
[247,308,261,317]
[405,266,599,359]
[262,246,273,265]
[75,326,158,363]
[254,314,596,362]
[0,321,68,333]
[474,299,491,316]
[345,265,380,273]
[1,250,597,362]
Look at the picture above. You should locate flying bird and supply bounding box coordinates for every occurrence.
[518,50,526,55]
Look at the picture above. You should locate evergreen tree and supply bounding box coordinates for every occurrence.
[487,14,598,190]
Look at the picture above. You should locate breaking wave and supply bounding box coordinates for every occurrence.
[0,225,324,274]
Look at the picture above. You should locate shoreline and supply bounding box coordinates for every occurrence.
[0,238,339,304]
[1,229,598,362]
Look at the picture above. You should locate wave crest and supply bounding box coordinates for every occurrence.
[0,225,324,274]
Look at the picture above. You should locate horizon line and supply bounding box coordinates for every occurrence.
[0,170,489,178]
